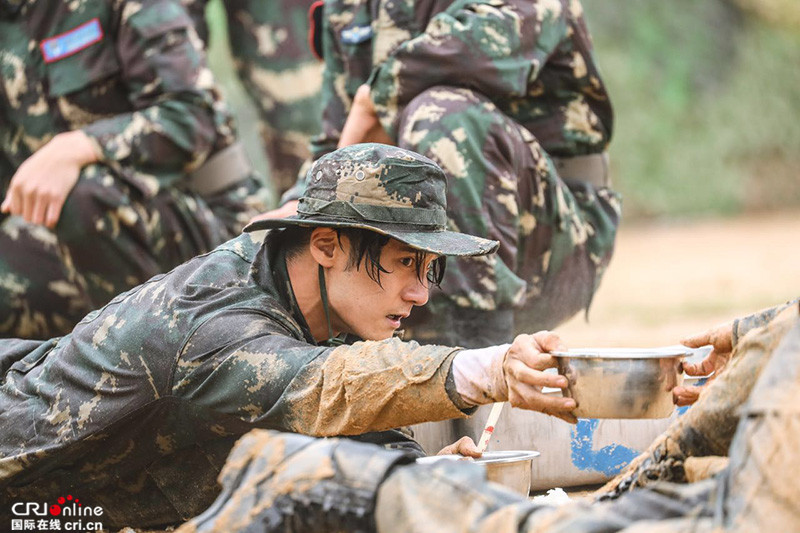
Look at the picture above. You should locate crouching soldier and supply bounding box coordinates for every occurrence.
[0,0,267,339]
[0,144,577,530]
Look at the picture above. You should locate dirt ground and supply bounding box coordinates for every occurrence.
[555,211,800,348]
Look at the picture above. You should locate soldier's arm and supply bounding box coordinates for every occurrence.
[675,297,800,405]
[81,0,225,189]
[173,310,472,436]
[368,0,568,138]
[732,298,800,346]
[175,312,577,435]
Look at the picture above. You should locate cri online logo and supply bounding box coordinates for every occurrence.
[12,495,103,517]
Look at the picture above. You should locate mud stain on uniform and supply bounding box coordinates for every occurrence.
[283,339,467,436]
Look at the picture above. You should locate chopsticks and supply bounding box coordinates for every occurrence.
[476,401,505,453]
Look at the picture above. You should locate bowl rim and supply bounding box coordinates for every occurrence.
[475,450,540,464]
[552,347,690,359]
[416,450,540,465]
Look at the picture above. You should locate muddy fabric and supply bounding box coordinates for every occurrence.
[732,297,799,346]
[184,0,323,194]
[596,304,800,499]
[0,0,267,339]
[718,306,800,531]
[176,428,716,533]
[177,430,417,533]
[683,456,729,484]
[0,231,471,529]
[376,460,716,533]
[289,0,621,346]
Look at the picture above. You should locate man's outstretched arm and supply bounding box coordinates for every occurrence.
[174,311,577,436]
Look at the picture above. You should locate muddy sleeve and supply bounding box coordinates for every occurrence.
[733,298,800,346]
[174,311,472,437]
[368,0,568,138]
[81,0,221,188]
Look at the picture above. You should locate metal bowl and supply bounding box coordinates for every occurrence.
[416,450,540,495]
[552,347,688,419]
[479,450,539,495]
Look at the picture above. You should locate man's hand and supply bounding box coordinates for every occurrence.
[1,130,97,228]
[452,332,577,424]
[502,333,577,423]
[672,321,734,406]
[437,436,482,458]
[248,200,299,224]
[338,84,393,148]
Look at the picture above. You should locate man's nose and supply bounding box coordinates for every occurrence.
[403,277,429,306]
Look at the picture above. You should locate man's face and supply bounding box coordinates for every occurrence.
[326,237,436,341]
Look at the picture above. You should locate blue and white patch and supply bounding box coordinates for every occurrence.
[341,24,373,45]
[40,18,104,64]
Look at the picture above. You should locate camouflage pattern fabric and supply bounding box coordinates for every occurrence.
[173,432,717,533]
[184,0,323,194]
[0,0,267,339]
[375,455,716,533]
[720,303,800,531]
[177,429,418,533]
[732,297,799,346]
[302,0,621,347]
[0,229,473,529]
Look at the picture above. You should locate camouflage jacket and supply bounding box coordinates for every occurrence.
[0,0,237,198]
[0,232,468,506]
[311,0,613,160]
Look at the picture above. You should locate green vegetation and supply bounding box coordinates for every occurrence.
[584,0,800,219]
[207,0,800,218]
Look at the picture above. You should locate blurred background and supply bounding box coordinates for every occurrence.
[205,0,800,346]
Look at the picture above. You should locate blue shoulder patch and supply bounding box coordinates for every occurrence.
[341,24,373,45]
[40,18,104,64]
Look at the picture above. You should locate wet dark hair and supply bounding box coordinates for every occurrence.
[270,225,446,287]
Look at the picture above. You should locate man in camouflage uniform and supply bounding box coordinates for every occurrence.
[279,0,622,347]
[183,0,323,194]
[0,144,579,530]
[177,298,800,533]
[0,0,267,339]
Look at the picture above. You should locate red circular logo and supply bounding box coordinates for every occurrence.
[49,505,62,516]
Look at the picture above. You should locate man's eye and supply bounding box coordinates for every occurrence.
[400,257,414,267]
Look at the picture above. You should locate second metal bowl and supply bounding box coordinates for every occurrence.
[417,450,540,495]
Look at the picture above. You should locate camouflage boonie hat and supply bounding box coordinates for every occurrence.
[245,143,498,257]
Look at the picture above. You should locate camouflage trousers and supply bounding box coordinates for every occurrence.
[398,87,621,348]
[0,163,265,339]
[216,0,323,194]
[177,308,800,533]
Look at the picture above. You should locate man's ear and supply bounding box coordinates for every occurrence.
[309,227,340,268]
